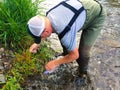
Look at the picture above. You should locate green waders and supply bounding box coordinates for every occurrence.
[76,0,107,74]
[60,0,106,75]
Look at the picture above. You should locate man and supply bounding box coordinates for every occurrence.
[27,0,106,86]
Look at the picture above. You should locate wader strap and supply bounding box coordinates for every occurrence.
[46,0,70,15]
[99,3,103,16]
[94,0,103,16]
[59,6,84,39]
[46,2,63,16]
[46,1,85,40]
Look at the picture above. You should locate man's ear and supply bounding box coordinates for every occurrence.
[44,29,50,35]
[41,29,50,38]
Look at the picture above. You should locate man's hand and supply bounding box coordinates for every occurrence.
[45,60,59,71]
[29,43,40,53]
[45,48,79,71]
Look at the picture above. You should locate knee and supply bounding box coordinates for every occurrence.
[79,46,91,59]
[77,46,91,63]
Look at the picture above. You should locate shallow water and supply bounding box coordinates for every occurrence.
[23,0,120,90]
[109,0,120,7]
[0,0,119,90]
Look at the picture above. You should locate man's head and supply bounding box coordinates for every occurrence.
[27,15,45,44]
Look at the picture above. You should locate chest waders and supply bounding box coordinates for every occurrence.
[46,0,85,40]
[76,0,104,75]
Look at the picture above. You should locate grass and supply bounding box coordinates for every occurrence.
[0,0,58,89]
[0,0,59,89]
[1,41,56,89]
[0,0,44,51]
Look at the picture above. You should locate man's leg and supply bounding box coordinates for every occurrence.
[76,3,106,75]
[75,21,105,87]
[76,45,91,75]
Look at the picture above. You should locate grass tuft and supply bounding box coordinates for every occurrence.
[0,0,44,51]
[2,41,56,89]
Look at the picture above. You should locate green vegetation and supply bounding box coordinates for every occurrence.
[2,42,55,89]
[0,0,57,89]
[0,0,43,50]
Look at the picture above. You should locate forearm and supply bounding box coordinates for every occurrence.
[54,48,79,65]
[45,47,79,71]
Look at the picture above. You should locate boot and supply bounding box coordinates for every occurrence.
[74,66,92,87]
[75,46,91,86]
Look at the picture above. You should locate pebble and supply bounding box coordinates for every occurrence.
[0,66,4,70]
[0,48,4,52]
[98,61,101,64]
[0,74,6,84]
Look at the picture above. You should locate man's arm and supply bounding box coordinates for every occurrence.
[45,47,79,71]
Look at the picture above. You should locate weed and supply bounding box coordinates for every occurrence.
[0,0,44,51]
[2,41,56,89]
[2,76,23,90]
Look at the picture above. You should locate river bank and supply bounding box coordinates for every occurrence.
[0,0,120,90]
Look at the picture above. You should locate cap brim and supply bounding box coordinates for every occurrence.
[27,25,41,44]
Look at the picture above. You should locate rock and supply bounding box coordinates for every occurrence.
[0,74,6,84]
[0,66,4,70]
[0,48,4,52]
[101,39,120,48]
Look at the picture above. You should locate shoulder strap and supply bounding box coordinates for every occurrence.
[58,2,85,40]
[46,1,64,16]
[46,1,85,40]
[46,0,70,15]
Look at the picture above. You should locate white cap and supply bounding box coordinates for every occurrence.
[27,15,45,37]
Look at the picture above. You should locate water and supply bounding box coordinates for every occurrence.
[0,0,119,90]
[23,0,120,90]
[109,0,120,7]
[27,0,120,90]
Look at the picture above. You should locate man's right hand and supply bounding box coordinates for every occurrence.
[29,43,40,53]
